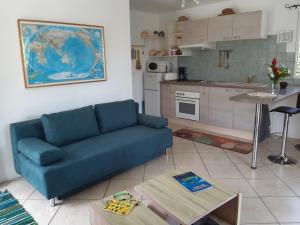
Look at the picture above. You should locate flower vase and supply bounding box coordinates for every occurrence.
[271,82,280,94]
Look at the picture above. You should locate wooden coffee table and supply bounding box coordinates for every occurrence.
[89,190,169,225]
[135,169,242,225]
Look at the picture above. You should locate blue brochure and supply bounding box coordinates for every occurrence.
[174,172,213,193]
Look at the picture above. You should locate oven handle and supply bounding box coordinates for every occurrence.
[176,98,199,103]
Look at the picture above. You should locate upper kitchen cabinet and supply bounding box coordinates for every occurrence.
[208,15,233,42]
[232,11,267,40]
[181,18,208,46]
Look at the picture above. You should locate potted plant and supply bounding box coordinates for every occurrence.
[267,58,291,94]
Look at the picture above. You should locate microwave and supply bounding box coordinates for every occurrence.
[147,61,172,73]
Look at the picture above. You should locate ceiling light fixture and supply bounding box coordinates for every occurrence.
[181,0,200,8]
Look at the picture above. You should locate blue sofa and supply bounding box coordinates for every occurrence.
[10,100,173,202]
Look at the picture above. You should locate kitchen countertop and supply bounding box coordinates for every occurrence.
[160,80,268,90]
[230,85,300,104]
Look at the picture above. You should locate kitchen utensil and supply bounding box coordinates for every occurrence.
[135,50,142,70]
[153,31,159,37]
[225,51,230,69]
[158,31,165,38]
[218,51,223,68]
[222,51,226,68]
[178,67,187,81]
[178,16,189,22]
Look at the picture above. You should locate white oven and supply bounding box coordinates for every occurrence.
[176,91,200,121]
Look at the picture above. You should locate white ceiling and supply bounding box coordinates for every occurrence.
[130,0,229,14]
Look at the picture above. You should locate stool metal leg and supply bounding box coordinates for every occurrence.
[268,113,297,165]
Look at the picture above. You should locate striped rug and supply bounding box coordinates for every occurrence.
[0,190,37,225]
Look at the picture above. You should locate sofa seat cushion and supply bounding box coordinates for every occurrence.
[41,106,100,146]
[138,114,168,128]
[18,138,65,166]
[19,125,172,199]
[95,100,138,133]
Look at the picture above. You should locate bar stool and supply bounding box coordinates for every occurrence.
[268,106,300,165]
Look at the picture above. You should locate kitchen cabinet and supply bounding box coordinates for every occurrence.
[208,15,233,42]
[208,87,235,128]
[181,19,208,46]
[233,89,256,131]
[232,11,266,40]
[161,83,256,132]
[200,86,209,123]
[161,84,176,118]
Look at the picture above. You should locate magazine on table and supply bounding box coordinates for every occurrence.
[174,172,213,193]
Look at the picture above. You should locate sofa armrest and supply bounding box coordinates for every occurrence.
[18,138,65,166]
[138,114,168,128]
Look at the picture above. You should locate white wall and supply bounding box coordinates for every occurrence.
[130,10,160,111]
[0,0,132,182]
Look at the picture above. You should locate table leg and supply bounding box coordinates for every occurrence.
[251,103,262,169]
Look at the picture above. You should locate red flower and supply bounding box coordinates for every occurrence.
[272,58,277,66]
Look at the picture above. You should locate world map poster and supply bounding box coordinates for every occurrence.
[18,20,107,88]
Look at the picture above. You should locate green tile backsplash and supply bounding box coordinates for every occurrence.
[178,35,296,83]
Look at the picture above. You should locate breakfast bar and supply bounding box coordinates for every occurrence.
[230,85,300,169]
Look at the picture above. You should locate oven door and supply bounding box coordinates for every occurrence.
[176,97,200,121]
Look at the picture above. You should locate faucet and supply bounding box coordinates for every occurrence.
[246,75,256,83]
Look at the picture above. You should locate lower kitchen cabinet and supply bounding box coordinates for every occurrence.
[161,84,176,118]
[233,102,256,131]
[161,83,255,132]
[200,86,209,123]
[208,87,235,128]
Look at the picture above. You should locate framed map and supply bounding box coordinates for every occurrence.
[18,20,107,88]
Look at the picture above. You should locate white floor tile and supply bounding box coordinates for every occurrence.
[173,152,204,165]
[105,179,142,197]
[28,190,47,200]
[111,165,145,180]
[145,151,174,166]
[248,178,295,197]
[172,142,197,153]
[268,165,300,178]
[236,164,276,178]
[4,180,34,200]
[23,200,59,225]
[226,152,255,165]
[0,182,7,190]
[68,181,109,200]
[282,178,300,196]
[206,164,243,178]
[50,200,94,225]
[263,197,300,223]
[200,152,232,165]
[144,165,175,180]
[240,198,277,224]
[175,164,208,176]
[217,179,257,197]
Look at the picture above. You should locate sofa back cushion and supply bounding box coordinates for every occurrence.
[41,106,100,146]
[95,100,138,133]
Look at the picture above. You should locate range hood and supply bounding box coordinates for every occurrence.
[179,42,216,50]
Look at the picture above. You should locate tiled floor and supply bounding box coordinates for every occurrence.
[1,123,300,225]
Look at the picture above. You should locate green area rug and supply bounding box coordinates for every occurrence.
[174,128,252,154]
[0,190,37,225]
